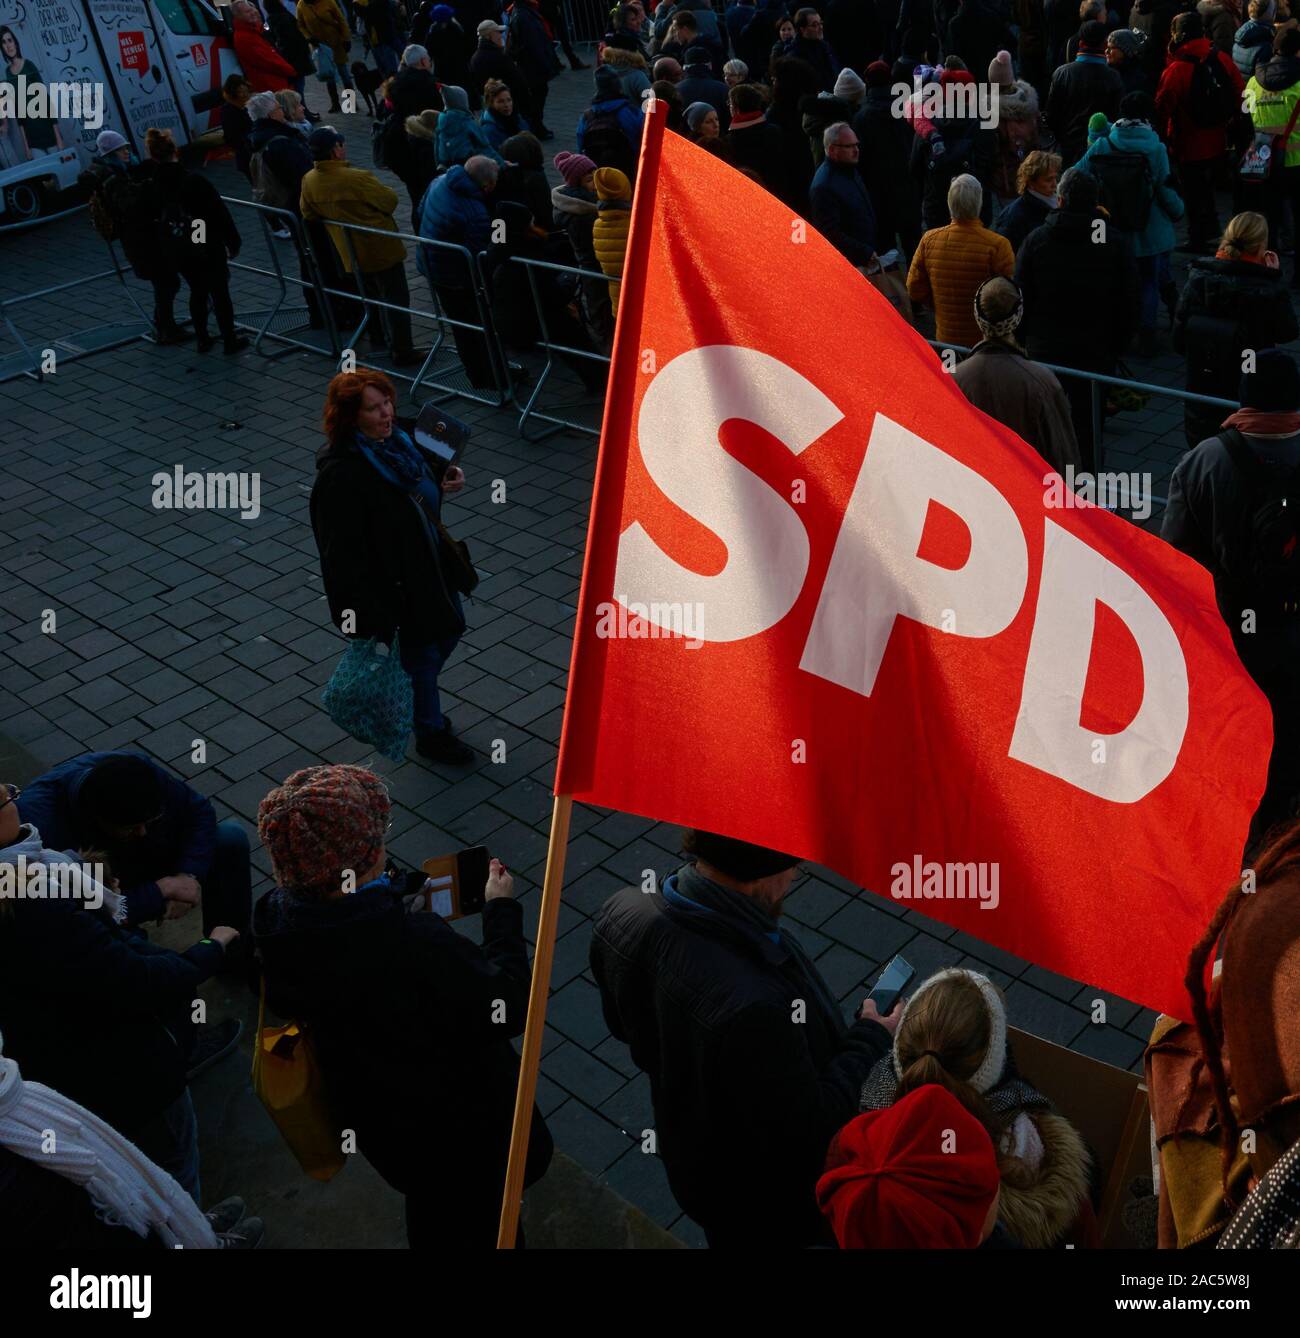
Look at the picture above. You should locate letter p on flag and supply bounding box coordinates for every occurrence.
[555,101,1271,1021]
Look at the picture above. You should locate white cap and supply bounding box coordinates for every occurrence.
[96,130,129,154]
[477,18,505,34]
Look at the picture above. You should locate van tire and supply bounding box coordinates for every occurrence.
[3,181,44,222]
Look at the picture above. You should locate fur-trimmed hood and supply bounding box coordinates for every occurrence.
[993,78,1039,122]
[602,44,648,71]
[405,109,439,140]
[551,182,598,216]
[998,1111,1093,1249]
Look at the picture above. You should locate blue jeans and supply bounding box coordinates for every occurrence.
[1137,251,1171,333]
[399,607,463,734]
[134,1090,201,1207]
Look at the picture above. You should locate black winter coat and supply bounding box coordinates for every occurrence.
[1045,59,1123,165]
[1015,206,1138,366]
[590,873,892,1247]
[0,890,222,1137]
[310,433,465,645]
[268,0,314,74]
[149,161,242,272]
[1174,256,1299,443]
[946,0,1015,80]
[389,65,445,120]
[995,189,1055,253]
[468,37,529,103]
[253,887,552,1200]
[911,119,998,229]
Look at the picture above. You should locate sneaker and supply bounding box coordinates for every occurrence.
[186,1018,243,1080]
[217,1216,265,1249]
[204,1197,247,1234]
[270,226,292,239]
[416,727,475,765]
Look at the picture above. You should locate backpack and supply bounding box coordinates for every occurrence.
[582,106,637,178]
[250,147,294,210]
[99,169,151,241]
[1220,428,1300,621]
[1090,145,1154,233]
[88,183,117,242]
[1188,51,1238,129]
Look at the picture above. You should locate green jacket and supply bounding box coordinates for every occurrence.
[299,158,407,274]
[1245,71,1300,171]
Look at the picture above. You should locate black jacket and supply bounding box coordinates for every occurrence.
[469,37,530,103]
[946,0,1015,80]
[389,65,445,120]
[1015,206,1138,366]
[247,119,314,214]
[725,118,796,203]
[911,118,998,229]
[268,0,314,74]
[590,870,892,1247]
[0,882,222,1136]
[1173,256,1299,441]
[995,189,1055,253]
[1045,58,1123,165]
[310,431,466,645]
[149,161,242,270]
[253,886,552,1199]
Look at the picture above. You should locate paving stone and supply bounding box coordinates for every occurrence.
[544,1099,634,1176]
[1003,981,1089,1048]
[600,1148,679,1229]
[546,977,610,1049]
[1069,1022,1147,1072]
[542,1042,627,1109]
[820,896,916,962]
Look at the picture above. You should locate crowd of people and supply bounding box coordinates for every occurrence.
[7,0,1300,1256]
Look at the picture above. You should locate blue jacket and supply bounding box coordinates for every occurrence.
[17,752,218,927]
[809,158,876,265]
[724,0,756,53]
[435,107,506,169]
[576,96,645,153]
[1077,119,1183,258]
[481,106,532,150]
[418,164,494,287]
[505,1,562,81]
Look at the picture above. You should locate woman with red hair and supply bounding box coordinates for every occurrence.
[310,371,475,764]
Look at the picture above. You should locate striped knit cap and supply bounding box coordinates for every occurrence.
[258,765,389,897]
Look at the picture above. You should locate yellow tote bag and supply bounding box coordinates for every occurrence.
[251,981,346,1183]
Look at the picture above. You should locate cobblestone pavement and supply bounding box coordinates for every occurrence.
[0,50,1260,1246]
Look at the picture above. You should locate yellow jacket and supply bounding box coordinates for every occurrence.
[296,0,351,62]
[592,167,632,313]
[907,218,1015,349]
[300,159,406,274]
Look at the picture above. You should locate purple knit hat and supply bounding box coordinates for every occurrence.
[258,765,390,896]
[553,149,597,186]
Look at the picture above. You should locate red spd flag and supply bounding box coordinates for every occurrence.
[556,105,1272,1021]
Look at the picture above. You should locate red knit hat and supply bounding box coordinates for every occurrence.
[258,765,390,896]
[816,1085,1001,1248]
[939,67,975,85]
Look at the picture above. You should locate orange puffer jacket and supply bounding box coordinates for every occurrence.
[907,218,1016,348]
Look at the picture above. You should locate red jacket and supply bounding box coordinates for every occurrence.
[233,15,298,92]
[1155,37,1245,163]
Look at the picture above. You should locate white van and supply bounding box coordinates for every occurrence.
[0,0,243,225]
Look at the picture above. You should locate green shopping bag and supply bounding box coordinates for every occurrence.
[321,634,413,761]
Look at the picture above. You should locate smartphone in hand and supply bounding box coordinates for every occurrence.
[867,954,916,1016]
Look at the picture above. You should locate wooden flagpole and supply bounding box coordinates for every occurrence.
[497,99,667,1249]
[496,791,572,1247]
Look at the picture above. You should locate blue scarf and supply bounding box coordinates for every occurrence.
[354,427,444,526]
[1074,52,1107,64]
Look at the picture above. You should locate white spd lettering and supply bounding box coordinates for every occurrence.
[615,345,1191,803]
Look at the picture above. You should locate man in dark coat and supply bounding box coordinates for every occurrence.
[389,43,445,118]
[787,6,841,90]
[411,2,474,87]
[505,0,562,137]
[677,47,731,125]
[855,59,922,254]
[946,0,1016,77]
[590,829,897,1248]
[810,122,878,264]
[18,752,251,941]
[725,81,797,203]
[468,18,531,107]
[1045,19,1123,164]
[1015,168,1138,468]
[253,764,553,1247]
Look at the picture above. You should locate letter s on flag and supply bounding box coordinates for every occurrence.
[557,105,1270,1021]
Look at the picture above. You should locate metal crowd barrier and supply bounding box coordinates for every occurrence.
[0,224,156,384]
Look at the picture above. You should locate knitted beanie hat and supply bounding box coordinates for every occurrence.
[1108,27,1145,58]
[891,968,1009,1093]
[554,150,597,185]
[595,63,624,99]
[940,67,975,85]
[987,48,1014,86]
[258,765,389,896]
[817,1085,1001,1248]
[866,59,892,87]
[833,67,866,103]
[684,100,715,131]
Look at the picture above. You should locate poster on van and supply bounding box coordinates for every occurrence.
[0,1,92,168]
[85,0,185,146]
